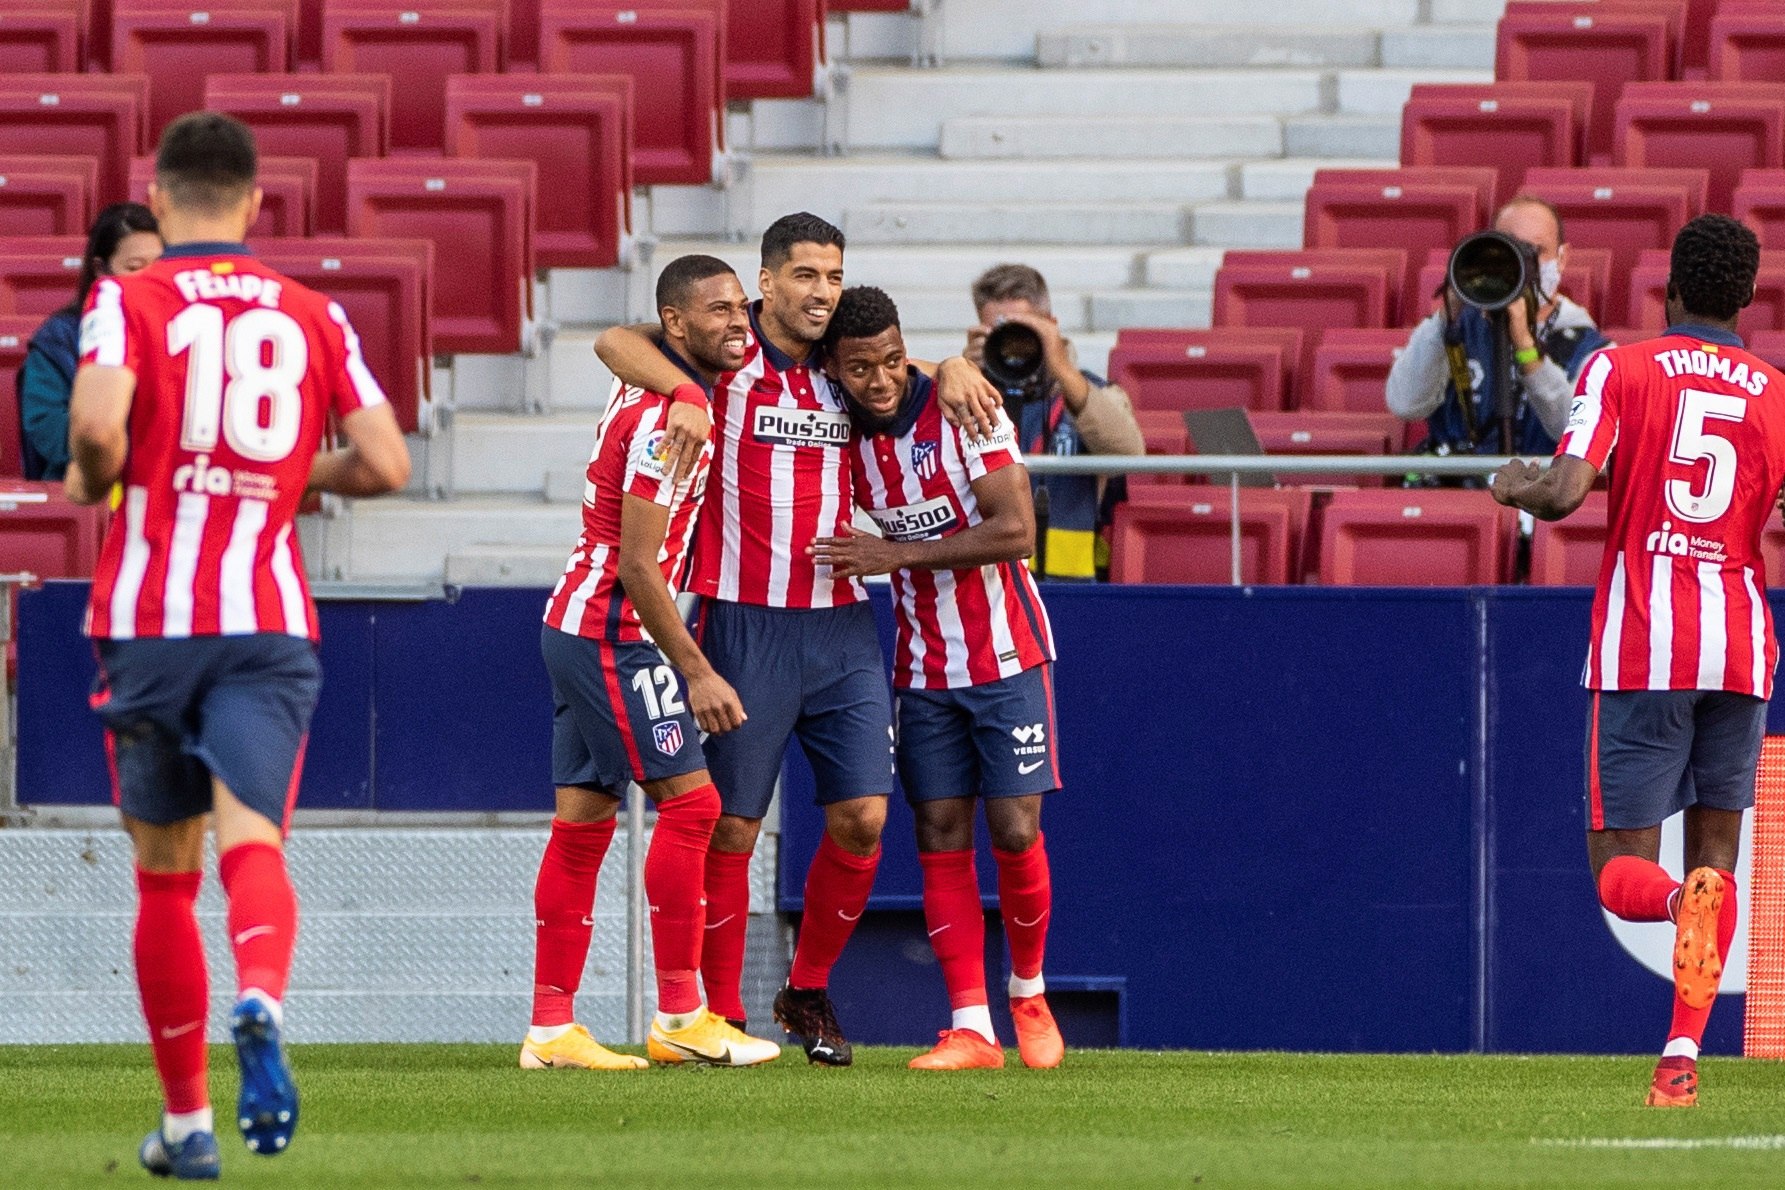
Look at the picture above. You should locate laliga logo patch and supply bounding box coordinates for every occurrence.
[653,720,684,757]
[912,440,940,481]
[1602,811,1752,992]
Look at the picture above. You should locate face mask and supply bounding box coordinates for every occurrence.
[1539,258,1561,301]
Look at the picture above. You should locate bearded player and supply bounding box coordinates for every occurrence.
[594,215,1001,1064]
[1493,214,1785,1107]
[813,286,1064,1070]
[67,112,410,1178]
[526,255,780,1071]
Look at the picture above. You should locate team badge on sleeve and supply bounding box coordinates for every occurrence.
[653,720,684,756]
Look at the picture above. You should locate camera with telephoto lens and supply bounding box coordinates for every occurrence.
[980,319,1051,416]
[1446,229,1542,313]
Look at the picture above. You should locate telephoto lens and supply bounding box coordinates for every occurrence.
[980,320,1048,397]
[1447,230,1539,312]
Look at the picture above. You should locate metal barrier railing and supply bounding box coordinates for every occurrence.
[1023,453,1523,586]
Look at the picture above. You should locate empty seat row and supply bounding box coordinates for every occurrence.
[1110,328,1412,420]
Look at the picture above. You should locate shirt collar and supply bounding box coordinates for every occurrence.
[748,300,812,371]
[159,242,252,259]
[660,343,713,397]
[1664,323,1745,348]
[851,368,932,440]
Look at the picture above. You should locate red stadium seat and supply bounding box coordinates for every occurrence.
[0,480,107,578]
[1311,166,1498,216]
[539,3,723,186]
[1400,87,1580,201]
[1129,409,1189,488]
[0,236,85,318]
[112,4,291,142]
[1303,328,1409,416]
[1747,328,1785,375]
[1626,247,1785,335]
[1212,250,1401,378]
[1735,169,1785,249]
[129,154,315,238]
[726,0,820,100]
[1107,330,1296,414]
[1529,490,1609,586]
[1709,5,1785,84]
[1406,82,1595,172]
[444,74,633,269]
[0,156,96,238]
[1109,486,1311,586]
[346,157,535,355]
[1613,82,1785,213]
[322,4,502,154]
[254,236,434,433]
[0,315,34,479]
[1303,172,1493,318]
[1316,488,1514,585]
[1249,411,1402,488]
[204,73,390,235]
[0,75,147,206]
[1496,3,1675,165]
[0,7,81,73]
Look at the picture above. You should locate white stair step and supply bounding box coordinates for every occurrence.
[1431,0,1507,22]
[939,114,1282,160]
[1038,24,1379,70]
[840,67,1326,150]
[1141,247,1228,290]
[1283,114,1403,159]
[1239,157,1395,201]
[1192,201,1305,248]
[1335,67,1493,116]
[1380,25,1496,71]
[942,0,1420,61]
[828,10,917,63]
[448,412,599,496]
[1088,290,1211,334]
[893,287,1090,334]
[445,544,573,587]
[846,201,1193,246]
[320,497,581,584]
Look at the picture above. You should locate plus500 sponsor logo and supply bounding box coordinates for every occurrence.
[751,406,851,448]
[869,496,957,542]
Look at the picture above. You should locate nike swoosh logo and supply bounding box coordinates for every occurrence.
[1012,914,1045,928]
[928,924,950,937]
[232,925,274,945]
[159,1021,202,1040]
[1017,760,1046,775]
[705,914,735,931]
[660,1036,731,1064]
[837,909,863,922]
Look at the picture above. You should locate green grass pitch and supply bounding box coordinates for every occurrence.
[4,1045,1785,1187]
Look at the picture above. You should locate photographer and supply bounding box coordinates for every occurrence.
[1386,194,1607,458]
[966,264,1144,580]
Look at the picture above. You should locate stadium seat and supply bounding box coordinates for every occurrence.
[1249,411,1403,488]
[725,0,820,100]
[1316,488,1514,585]
[1612,82,1785,213]
[1212,250,1401,377]
[254,236,434,433]
[443,74,633,270]
[1708,5,1785,83]
[0,480,107,578]
[539,3,723,186]
[345,158,534,356]
[1626,247,1785,335]
[0,75,147,206]
[112,3,291,142]
[1109,486,1311,586]
[1528,490,1609,586]
[1400,87,1580,201]
[204,73,390,235]
[0,7,81,73]
[0,315,34,479]
[1735,169,1785,249]
[0,156,96,238]
[322,4,503,153]
[1303,171,1493,318]
[0,237,85,318]
[1106,330,1296,414]
[1303,328,1409,417]
[1129,409,1189,488]
[129,154,315,238]
[1747,328,1785,374]
[1495,3,1675,165]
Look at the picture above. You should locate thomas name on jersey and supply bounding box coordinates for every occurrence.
[1652,343,1771,394]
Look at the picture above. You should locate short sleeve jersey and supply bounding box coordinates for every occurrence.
[691,302,864,609]
[544,379,715,642]
[848,370,1056,690]
[79,245,388,641]
[1559,328,1785,696]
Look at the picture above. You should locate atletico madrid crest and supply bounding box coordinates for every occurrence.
[653,721,684,756]
[912,440,939,481]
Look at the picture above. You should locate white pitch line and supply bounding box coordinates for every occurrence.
[1533,1136,1785,1151]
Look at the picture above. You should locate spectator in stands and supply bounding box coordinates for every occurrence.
[1386,194,1606,461]
[18,202,162,480]
[966,264,1144,581]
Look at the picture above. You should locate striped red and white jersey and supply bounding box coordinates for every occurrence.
[544,379,714,642]
[1560,328,1785,696]
[79,246,388,641]
[849,370,1055,690]
[691,302,864,609]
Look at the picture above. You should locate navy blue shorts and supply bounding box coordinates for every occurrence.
[896,664,1061,803]
[694,599,894,820]
[542,626,706,795]
[90,634,322,829]
[1586,688,1766,831]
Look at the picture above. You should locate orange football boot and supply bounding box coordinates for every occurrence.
[908,1029,1005,1070]
[1010,995,1064,1069]
[1673,868,1726,1011]
[1645,1056,1698,1107]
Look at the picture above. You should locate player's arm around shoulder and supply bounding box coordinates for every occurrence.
[593,324,710,482]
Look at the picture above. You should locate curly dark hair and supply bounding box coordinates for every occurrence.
[760,211,845,271]
[1669,214,1760,323]
[822,285,900,352]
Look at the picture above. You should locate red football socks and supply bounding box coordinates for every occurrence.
[530,816,616,1027]
[788,834,880,989]
[645,785,721,1015]
[218,841,298,1001]
[701,847,753,1022]
[1668,869,1739,1048]
[994,833,1052,981]
[135,868,210,1114]
[920,850,987,1009]
[1597,855,1678,923]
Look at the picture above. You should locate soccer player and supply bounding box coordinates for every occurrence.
[812,286,1064,1071]
[66,112,411,1179]
[594,215,1001,1064]
[1492,214,1785,1107]
[526,255,781,1070]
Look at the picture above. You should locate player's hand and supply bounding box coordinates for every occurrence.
[1491,458,1541,507]
[809,526,904,578]
[1509,289,1539,352]
[689,670,746,735]
[659,397,711,485]
[936,356,1002,440]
